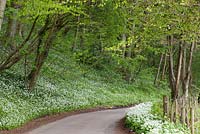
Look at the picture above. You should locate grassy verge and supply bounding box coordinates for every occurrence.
[0,50,168,130]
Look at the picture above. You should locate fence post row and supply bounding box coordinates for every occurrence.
[163,96,198,134]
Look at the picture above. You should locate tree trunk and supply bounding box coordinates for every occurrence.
[127,45,132,58]
[182,43,187,98]
[5,1,18,50]
[0,16,39,72]
[0,0,6,31]
[154,54,164,85]
[168,35,177,100]
[182,41,195,101]
[27,23,57,90]
[127,24,135,58]
[175,43,183,97]
[122,33,126,58]
[79,24,85,49]
[72,16,80,51]
[16,20,23,38]
[161,53,167,80]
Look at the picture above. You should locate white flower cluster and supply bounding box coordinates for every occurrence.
[126,102,190,134]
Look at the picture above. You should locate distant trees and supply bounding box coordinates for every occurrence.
[147,1,199,100]
[0,0,199,97]
[167,2,199,101]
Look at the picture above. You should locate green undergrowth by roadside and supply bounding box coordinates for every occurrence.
[0,50,169,130]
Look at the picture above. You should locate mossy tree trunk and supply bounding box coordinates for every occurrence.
[0,0,6,31]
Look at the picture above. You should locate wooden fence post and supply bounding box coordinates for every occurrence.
[186,102,190,127]
[174,99,178,123]
[190,107,194,134]
[163,96,169,117]
[181,98,186,124]
[170,101,174,122]
[163,96,198,133]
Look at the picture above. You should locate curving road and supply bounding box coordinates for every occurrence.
[27,108,128,134]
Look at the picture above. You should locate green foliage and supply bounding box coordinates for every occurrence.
[192,51,200,95]
[0,0,199,132]
[72,1,126,68]
[20,0,85,16]
[151,102,163,119]
[125,120,147,134]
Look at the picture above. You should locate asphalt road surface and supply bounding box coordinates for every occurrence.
[27,108,128,134]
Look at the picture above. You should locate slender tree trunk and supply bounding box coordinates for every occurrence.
[127,45,132,58]
[168,35,176,100]
[183,41,195,101]
[122,34,126,58]
[16,21,23,38]
[72,16,80,51]
[161,53,167,80]
[154,54,164,85]
[182,43,187,97]
[175,43,183,97]
[127,24,135,58]
[79,23,85,49]
[0,0,6,31]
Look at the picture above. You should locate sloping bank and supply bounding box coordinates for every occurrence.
[0,70,167,131]
[0,50,168,131]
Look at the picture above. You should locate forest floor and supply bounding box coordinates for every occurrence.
[0,49,168,131]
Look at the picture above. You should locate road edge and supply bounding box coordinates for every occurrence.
[0,104,135,134]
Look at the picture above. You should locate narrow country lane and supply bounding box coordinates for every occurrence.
[27,108,128,134]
